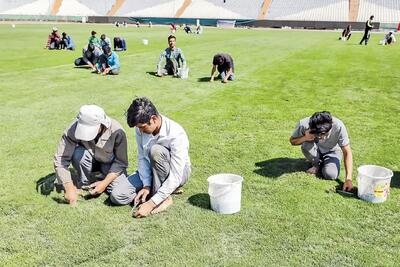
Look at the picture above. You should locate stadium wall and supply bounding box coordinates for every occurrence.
[87,16,380,30]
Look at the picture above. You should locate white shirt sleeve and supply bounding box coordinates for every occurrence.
[151,130,189,205]
[136,128,152,187]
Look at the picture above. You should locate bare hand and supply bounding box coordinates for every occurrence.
[134,187,151,207]
[88,181,106,195]
[134,200,156,218]
[64,182,78,205]
[342,180,353,191]
[304,130,316,141]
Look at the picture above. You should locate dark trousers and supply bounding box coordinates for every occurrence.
[359,30,371,45]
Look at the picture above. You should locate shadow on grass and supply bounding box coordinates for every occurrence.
[51,196,68,204]
[74,66,91,69]
[188,193,211,210]
[36,173,58,196]
[391,171,400,188]
[254,158,308,178]
[197,77,211,82]
[325,181,359,199]
[146,71,158,77]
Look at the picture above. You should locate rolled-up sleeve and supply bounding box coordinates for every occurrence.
[151,132,189,206]
[136,128,152,187]
[109,129,128,174]
[53,124,78,184]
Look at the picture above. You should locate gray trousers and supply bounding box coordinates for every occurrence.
[125,144,190,204]
[150,144,190,195]
[301,142,341,180]
[159,58,179,76]
[71,146,135,205]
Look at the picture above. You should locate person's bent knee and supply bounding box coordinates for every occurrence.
[322,166,339,180]
[109,190,135,205]
[150,144,168,162]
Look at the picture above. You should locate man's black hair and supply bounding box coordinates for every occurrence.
[309,111,333,135]
[214,54,224,65]
[126,97,159,127]
[62,32,67,37]
[100,34,106,39]
[370,15,374,19]
[168,35,176,41]
[88,43,95,52]
[102,45,111,55]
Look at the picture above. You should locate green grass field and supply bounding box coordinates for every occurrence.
[0,23,399,266]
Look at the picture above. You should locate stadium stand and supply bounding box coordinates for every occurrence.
[181,0,264,19]
[115,0,184,17]
[357,0,400,22]
[266,0,349,21]
[257,0,273,19]
[1,0,400,23]
[349,0,360,21]
[57,0,97,16]
[106,0,125,16]
[0,0,53,15]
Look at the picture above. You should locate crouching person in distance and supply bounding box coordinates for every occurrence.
[126,97,191,217]
[54,105,135,205]
[96,46,120,75]
[210,53,234,83]
[289,111,353,191]
[74,44,103,71]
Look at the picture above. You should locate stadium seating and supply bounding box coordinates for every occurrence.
[115,0,184,17]
[0,0,52,15]
[0,0,399,23]
[357,0,400,23]
[57,0,98,16]
[181,0,265,19]
[266,0,349,21]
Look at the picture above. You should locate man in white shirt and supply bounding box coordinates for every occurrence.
[125,97,191,217]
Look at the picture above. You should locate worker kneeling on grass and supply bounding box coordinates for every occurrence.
[156,35,186,77]
[74,44,103,71]
[96,46,120,75]
[210,53,234,83]
[54,105,135,206]
[125,97,192,218]
[289,111,353,191]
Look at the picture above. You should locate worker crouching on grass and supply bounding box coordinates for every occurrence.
[96,46,120,75]
[289,111,353,191]
[125,97,191,218]
[210,53,234,83]
[54,105,136,206]
[74,44,103,71]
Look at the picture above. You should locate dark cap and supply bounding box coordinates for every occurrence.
[91,30,96,35]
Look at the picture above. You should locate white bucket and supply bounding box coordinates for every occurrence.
[207,173,243,214]
[177,67,189,79]
[357,165,393,203]
[142,39,149,45]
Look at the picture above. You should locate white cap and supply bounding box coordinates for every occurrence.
[75,105,110,141]
[52,27,58,32]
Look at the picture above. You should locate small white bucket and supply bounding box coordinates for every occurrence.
[177,67,189,79]
[142,39,149,45]
[357,165,393,203]
[207,173,243,214]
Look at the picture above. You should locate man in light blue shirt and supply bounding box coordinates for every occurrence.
[125,97,191,218]
[96,46,120,75]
